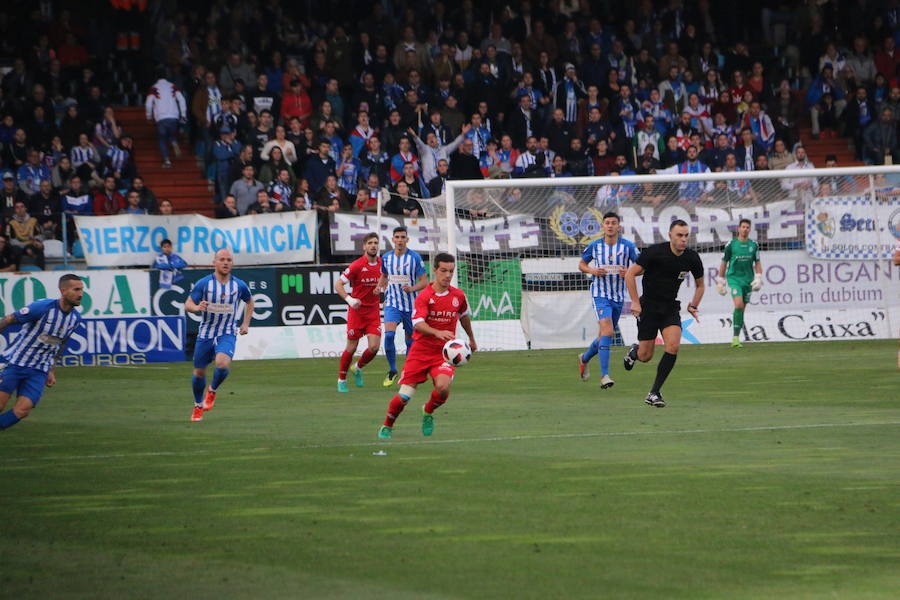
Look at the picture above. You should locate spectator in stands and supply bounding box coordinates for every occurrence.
[281,79,313,129]
[219,53,256,95]
[93,176,125,216]
[228,145,255,189]
[215,195,240,218]
[61,176,91,216]
[104,135,136,189]
[358,137,390,185]
[247,189,278,214]
[844,86,875,160]
[260,125,297,165]
[781,146,817,200]
[294,178,312,211]
[121,190,146,215]
[768,87,800,148]
[845,35,877,86]
[267,168,294,209]
[734,128,767,173]
[51,156,75,193]
[740,101,775,151]
[93,107,121,158]
[818,155,856,195]
[0,235,18,272]
[29,179,59,240]
[127,177,157,214]
[703,133,734,171]
[304,140,337,194]
[408,125,469,184]
[248,74,280,119]
[158,200,175,215]
[230,164,264,215]
[449,138,483,181]
[1,172,26,221]
[713,153,757,203]
[768,139,794,171]
[152,239,188,288]
[863,107,899,165]
[146,70,187,169]
[17,150,51,197]
[427,159,450,197]
[384,180,423,217]
[807,66,846,138]
[315,175,351,214]
[7,200,44,269]
[212,126,241,201]
[191,71,223,168]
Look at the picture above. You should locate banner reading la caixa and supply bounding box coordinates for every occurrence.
[75,211,317,267]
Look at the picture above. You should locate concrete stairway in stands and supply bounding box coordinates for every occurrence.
[115,106,215,216]
[797,125,862,167]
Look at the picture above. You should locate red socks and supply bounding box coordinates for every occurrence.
[357,348,377,369]
[338,351,353,380]
[424,389,448,414]
[384,395,408,426]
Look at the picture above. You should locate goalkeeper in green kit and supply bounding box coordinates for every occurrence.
[716,218,763,348]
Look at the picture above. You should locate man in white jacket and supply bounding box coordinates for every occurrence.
[145,72,187,168]
[407,124,471,183]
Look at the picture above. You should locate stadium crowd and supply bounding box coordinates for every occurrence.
[3,1,900,267]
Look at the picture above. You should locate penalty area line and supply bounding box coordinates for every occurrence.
[5,421,900,464]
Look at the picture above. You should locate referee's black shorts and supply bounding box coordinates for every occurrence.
[636,298,682,341]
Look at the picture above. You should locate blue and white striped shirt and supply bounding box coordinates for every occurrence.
[581,237,639,303]
[189,274,252,339]
[3,299,83,372]
[381,249,426,312]
[70,145,97,167]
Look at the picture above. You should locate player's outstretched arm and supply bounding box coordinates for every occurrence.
[624,264,643,317]
[459,314,477,352]
[0,313,17,334]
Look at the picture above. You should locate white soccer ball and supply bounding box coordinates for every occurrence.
[442,338,472,366]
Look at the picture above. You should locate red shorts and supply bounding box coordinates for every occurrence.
[399,347,455,385]
[346,306,381,340]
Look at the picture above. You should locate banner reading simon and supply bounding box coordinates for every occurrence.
[75,212,316,267]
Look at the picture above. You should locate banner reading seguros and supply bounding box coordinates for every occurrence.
[0,316,185,366]
[806,195,900,259]
[75,211,317,267]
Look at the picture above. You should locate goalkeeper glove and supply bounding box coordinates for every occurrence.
[345,296,361,309]
[715,276,727,295]
[751,274,763,291]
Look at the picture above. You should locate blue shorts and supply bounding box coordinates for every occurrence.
[193,334,237,368]
[0,364,49,405]
[383,305,414,337]
[593,297,623,325]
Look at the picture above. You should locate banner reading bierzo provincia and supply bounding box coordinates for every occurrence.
[75,211,317,267]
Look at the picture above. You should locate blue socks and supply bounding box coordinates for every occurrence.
[405,336,413,354]
[581,338,600,364]
[0,409,21,430]
[192,375,206,405]
[598,335,611,376]
[384,330,397,372]
[211,367,230,391]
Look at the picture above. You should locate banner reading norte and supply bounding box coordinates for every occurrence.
[74,212,317,267]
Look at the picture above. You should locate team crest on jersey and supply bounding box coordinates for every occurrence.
[678,271,689,279]
[348,328,355,336]
[18,307,29,315]
[451,297,459,307]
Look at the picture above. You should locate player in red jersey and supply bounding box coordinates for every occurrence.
[378,252,477,438]
[335,232,383,392]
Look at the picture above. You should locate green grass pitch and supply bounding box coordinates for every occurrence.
[1,340,899,599]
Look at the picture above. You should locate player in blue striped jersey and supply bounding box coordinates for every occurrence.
[577,212,639,389]
[377,226,428,386]
[184,248,254,422]
[0,274,84,431]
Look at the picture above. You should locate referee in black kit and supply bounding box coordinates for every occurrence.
[623,220,705,407]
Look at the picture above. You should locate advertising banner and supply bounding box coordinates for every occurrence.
[75,211,316,267]
[150,268,278,333]
[0,270,151,317]
[459,259,522,320]
[806,195,900,259]
[276,266,349,326]
[0,316,185,366]
[330,212,542,255]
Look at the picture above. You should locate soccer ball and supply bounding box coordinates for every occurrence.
[442,339,472,366]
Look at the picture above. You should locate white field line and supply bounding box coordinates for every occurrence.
[4,421,900,464]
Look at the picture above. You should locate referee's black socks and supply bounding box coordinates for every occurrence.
[651,352,678,394]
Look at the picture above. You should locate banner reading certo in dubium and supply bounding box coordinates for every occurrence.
[74,212,317,267]
[806,195,900,259]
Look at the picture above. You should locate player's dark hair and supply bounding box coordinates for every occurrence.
[363,232,379,243]
[433,252,456,268]
[393,226,408,235]
[161,239,172,246]
[738,218,752,227]
[669,219,689,231]
[58,274,82,287]
[602,211,620,222]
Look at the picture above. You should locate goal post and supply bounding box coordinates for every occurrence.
[419,165,900,351]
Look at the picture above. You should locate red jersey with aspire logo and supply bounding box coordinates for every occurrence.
[411,284,469,354]
[341,255,383,309]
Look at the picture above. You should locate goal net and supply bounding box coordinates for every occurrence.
[409,166,900,351]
